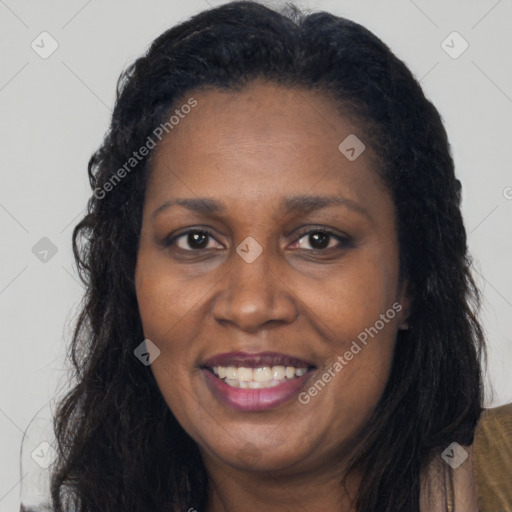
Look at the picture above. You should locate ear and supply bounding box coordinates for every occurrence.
[397,281,411,330]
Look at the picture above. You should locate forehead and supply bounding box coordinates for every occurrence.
[146,81,388,212]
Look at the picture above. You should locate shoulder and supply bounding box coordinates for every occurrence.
[473,403,512,511]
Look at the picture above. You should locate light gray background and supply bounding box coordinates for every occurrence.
[1,0,511,509]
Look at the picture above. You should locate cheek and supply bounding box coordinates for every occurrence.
[135,269,194,398]
[303,253,400,341]
[298,250,400,412]
[303,321,397,440]
[135,254,204,340]
[135,267,199,416]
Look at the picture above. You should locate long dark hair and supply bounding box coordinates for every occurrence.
[49,2,485,511]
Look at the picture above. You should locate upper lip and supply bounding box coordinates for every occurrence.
[201,351,315,369]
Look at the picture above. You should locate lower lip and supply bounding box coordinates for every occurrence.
[202,369,313,412]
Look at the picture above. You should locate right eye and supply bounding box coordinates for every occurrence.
[166,229,224,251]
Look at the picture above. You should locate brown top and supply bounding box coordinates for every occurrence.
[473,403,512,511]
[420,404,512,511]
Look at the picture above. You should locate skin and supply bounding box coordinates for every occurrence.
[135,80,411,511]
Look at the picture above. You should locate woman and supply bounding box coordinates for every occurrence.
[30,2,510,511]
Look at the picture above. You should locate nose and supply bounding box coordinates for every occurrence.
[211,246,298,332]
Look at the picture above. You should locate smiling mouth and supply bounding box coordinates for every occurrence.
[201,351,316,388]
[207,365,314,389]
[200,352,316,411]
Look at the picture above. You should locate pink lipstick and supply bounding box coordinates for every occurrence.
[201,351,315,412]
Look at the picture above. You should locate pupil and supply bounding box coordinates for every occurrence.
[188,232,208,249]
[310,232,329,249]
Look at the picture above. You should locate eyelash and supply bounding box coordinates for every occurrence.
[164,227,351,253]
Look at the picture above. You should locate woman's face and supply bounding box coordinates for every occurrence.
[135,81,409,478]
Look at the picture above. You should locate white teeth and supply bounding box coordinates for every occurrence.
[272,366,285,380]
[237,367,253,382]
[212,364,310,388]
[253,367,272,382]
[285,366,295,379]
[225,366,237,379]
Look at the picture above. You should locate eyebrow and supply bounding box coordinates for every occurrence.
[282,195,370,218]
[152,198,224,219]
[152,194,370,220]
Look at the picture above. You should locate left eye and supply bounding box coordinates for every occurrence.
[174,230,222,251]
[291,230,345,250]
